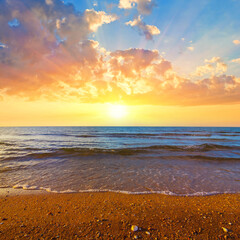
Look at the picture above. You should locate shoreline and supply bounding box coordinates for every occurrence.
[0,192,239,239]
[1,187,239,198]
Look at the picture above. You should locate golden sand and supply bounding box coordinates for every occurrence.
[0,192,240,239]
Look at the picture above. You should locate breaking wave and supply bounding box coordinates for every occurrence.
[8,184,238,196]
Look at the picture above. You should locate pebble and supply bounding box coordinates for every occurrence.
[222,227,228,233]
[96,232,101,238]
[131,225,138,232]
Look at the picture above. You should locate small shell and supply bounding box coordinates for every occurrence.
[131,225,138,232]
[222,227,228,233]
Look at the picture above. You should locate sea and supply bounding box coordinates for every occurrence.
[0,127,240,196]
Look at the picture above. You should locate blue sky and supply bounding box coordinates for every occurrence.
[61,0,240,76]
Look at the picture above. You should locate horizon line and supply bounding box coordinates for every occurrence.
[0,125,239,128]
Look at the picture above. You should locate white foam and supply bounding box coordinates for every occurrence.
[59,189,77,194]
[10,185,238,196]
[13,184,24,189]
[22,185,30,190]
[78,188,234,196]
[24,185,39,190]
[13,184,39,190]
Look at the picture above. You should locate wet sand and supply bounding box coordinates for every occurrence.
[0,192,239,239]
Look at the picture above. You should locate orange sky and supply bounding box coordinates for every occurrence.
[1,98,240,126]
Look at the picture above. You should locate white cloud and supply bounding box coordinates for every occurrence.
[84,9,118,32]
[119,0,155,15]
[119,0,135,9]
[126,15,160,40]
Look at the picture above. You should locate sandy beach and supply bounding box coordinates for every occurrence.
[0,191,239,239]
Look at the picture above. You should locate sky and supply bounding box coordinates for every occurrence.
[0,0,240,126]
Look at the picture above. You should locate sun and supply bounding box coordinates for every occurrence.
[108,104,127,119]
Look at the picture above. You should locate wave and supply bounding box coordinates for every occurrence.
[76,135,98,138]
[8,185,238,196]
[219,134,240,137]
[63,143,239,152]
[159,133,212,137]
[76,133,214,138]
[187,155,240,161]
[143,143,238,151]
[2,143,240,163]
[0,142,15,146]
[216,131,240,134]
[17,132,240,138]
[0,167,14,173]
[18,133,76,137]
[0,144,240,164]
[77,133,160,138]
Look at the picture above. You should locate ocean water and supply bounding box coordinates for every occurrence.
[0,127,240,196]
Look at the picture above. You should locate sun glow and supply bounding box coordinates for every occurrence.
[108,104,128,119]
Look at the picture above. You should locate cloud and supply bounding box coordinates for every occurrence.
[233,40,240,45]
[187,46,194,51]
[84,9,118,32]
[195,64,214,76]
[119,0,156,15]
[0,0,240,106]
[0,0,116,64]
[45,0,53,5]
[231,58,240,63]
[119,0,134,9]
[126,15,160,40]
[3,39,240,106]
[205,57,227,73]
[194,57,227,77]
